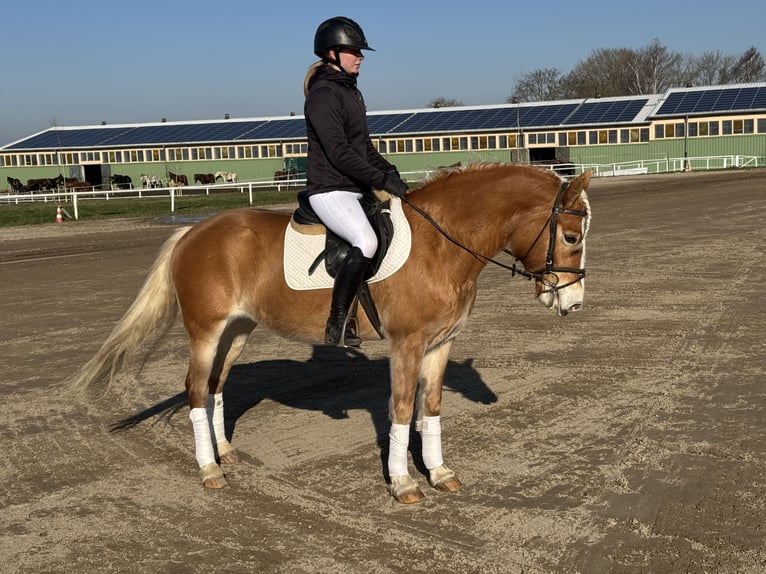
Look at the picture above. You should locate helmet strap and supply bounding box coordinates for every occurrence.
[324,48,358,77]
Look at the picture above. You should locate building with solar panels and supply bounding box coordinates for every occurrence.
[2,82,765,190]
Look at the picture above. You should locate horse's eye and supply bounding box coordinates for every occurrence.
[563,233,580,245]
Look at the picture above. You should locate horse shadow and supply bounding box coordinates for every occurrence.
[112,345,497,479]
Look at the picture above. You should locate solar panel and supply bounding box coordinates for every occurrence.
[5,84,765,151]
[367,113,415,134]
[655,86,766,115]
[248,118,307,139]
[563,99,648,125]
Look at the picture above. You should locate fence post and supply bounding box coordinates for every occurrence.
[170,187,175,212]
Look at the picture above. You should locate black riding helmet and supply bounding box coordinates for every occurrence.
[314,16,374,74]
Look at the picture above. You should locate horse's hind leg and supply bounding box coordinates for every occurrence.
[187,317,255,488]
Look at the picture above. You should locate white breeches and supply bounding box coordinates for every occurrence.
[308,190,378,258]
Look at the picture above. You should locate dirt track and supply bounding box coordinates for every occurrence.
[1,169,765,573]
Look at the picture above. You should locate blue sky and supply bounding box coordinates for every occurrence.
[1,0,764,146]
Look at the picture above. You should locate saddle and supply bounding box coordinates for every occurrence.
[290,190,396,339]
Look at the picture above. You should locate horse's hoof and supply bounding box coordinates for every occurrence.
[390,474,426,504]
[218,445,239,465]
[429,464,462,492]
[198,462,227,489]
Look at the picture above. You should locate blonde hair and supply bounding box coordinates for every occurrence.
[304,60,323,97]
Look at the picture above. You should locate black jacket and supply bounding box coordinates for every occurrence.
[304,65,394,196]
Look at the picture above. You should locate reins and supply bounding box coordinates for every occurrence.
[400,180,588,292]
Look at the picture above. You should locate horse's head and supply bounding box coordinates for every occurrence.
[516,171,592,317]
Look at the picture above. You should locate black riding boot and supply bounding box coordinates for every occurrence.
[325,246,371,347]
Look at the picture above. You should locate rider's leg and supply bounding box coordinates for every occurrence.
[309,191,378,347]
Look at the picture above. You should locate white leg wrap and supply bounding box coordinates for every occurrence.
[388,423,411,477]
[207,393,226,448]
[420,415,444,470]
[190,407,216,468]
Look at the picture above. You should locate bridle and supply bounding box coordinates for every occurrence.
[401,180,590,294]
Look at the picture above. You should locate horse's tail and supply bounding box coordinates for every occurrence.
[70,226,192,397]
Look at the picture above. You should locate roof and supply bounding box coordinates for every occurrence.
[4,83,765,152]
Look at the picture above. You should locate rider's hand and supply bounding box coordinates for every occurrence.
[383,170,408,198]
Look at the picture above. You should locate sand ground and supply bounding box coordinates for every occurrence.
[0,169,764,573]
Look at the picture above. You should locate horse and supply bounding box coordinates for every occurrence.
[26,177,56,191]
[140,174,162,188]
[274,169,298,181]
[111,174,132,189]
[168,171,188,186]
[72,163,592,504]
[6,177,24,192]
[214,171,237,184]
[194,173,215,185]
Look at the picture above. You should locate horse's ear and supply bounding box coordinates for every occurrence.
[562,171,591,207]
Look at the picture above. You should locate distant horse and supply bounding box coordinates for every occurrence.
[26,177,56,191]
[214,171,237,184]
[6,177,24,192]
[194,173,216,185]
[168,172,188,186]
[73,164,592,504]
[140,175,162,188]
[111,174,132,189]
[274,169,298,181]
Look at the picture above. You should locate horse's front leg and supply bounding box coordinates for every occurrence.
[415,340,462,494]
[388,337,461,503]
[387,340,424,503]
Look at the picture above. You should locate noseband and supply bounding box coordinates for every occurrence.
[402,180,589,293]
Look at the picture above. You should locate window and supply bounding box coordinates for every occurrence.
[722,120,732,135]
[665,123,675,138]
[758,118,766,133]
[744,119,754,133]
[708,122,719,136]
[699,122,709,136]
[559,132,568,146]
[688,122,698,137]
[589,131,598,145]
[655,124,664,139]
[675,123,685,138]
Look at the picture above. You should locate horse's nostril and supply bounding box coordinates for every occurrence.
[569,303,583,313]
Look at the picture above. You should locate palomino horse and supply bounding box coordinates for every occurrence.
[72,163,592,504]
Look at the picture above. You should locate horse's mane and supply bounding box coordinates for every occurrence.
[419,161,561,189]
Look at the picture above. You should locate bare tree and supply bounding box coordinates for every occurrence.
[428,97,463,108]
[507,40,764,100]
[681,50,735,86]
[506,68,566,102]
[729,47,766,83]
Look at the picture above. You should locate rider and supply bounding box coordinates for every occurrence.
[304,16,409,347]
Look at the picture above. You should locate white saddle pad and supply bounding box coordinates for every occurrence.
[284,197,411,290]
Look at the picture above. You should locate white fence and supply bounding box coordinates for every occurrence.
[578,154,762,177]
[1,155,762,219]
[0,178,308,219]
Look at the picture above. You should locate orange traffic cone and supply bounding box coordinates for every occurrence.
[55,206,63,223]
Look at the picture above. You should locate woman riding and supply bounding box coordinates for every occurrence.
[304,16,409,347]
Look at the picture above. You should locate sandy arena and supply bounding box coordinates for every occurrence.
[0,169,764,573]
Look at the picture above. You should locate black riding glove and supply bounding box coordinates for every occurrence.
[382,170,408,197]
